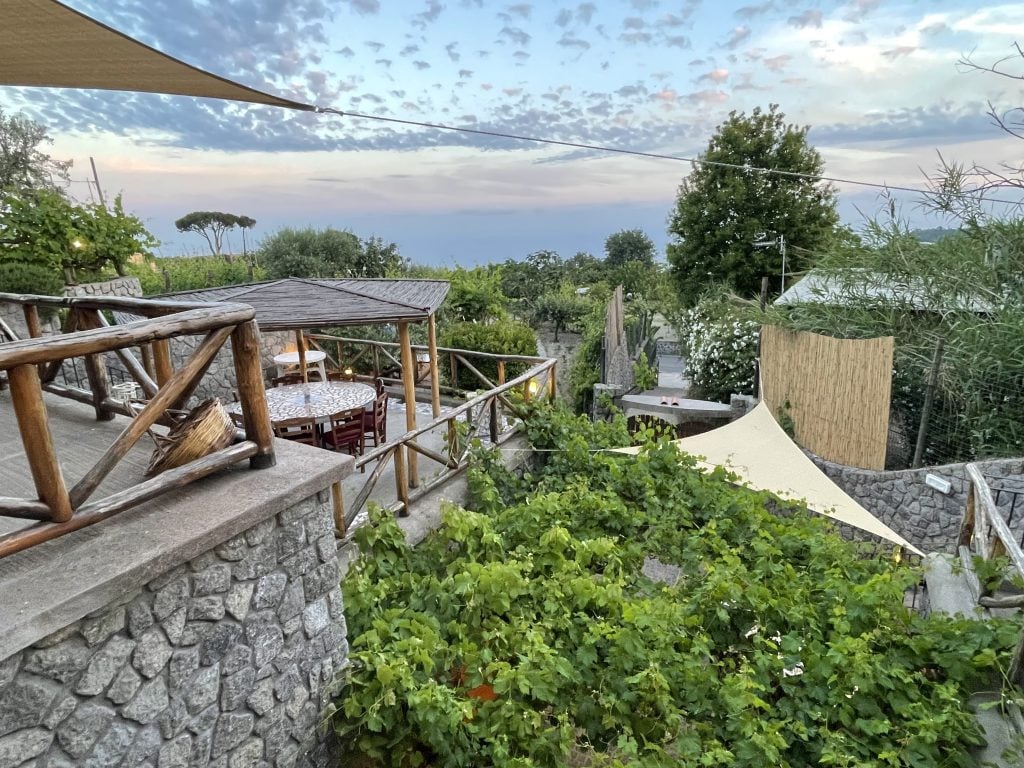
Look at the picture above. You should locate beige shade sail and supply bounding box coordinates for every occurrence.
[0,0,314,111]
[613,401,923,555]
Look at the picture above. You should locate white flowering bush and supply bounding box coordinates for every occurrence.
[678,298,759,402]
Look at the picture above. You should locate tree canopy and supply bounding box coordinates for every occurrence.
[0,109,71,194]
[0,189,157,286]
[604,228,656,268]
[258,227,406,279]
[667,105,839,304]
[174,211,256,259]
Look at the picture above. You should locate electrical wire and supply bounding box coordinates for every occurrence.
[317,106,1024,207]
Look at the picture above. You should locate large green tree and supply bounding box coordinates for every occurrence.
[0,189,156,287]
[258,227,405,279]
[0,109,71,194]
[667,105,839,304]
[174,211,256,260]
[604,228,655,268]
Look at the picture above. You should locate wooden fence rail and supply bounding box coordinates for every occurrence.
[958,463,1024,689]
[0,292,276,558]
[334,356,557,535]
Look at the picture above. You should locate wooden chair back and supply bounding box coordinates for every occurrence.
[271,372,304,387]
[272,416,319,447]
[362,392,389,447]
[324,408,365,460]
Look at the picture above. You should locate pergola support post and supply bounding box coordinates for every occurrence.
[398,322,419,488]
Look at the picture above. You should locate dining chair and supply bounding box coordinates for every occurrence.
[323,408,365,468]
[271,372,305,387]
[362,391,389,448]
[272,416,320,447]
[374,377,386,396]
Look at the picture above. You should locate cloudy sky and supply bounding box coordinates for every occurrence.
[2,0,1023,264]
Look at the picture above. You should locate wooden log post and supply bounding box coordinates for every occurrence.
[296,330,308,383]
[23,304,45,378]
[331,482,345,537]
[398,322,419,488]
[489,396,499,443]
[497,360,506,386]
[8,363,74,523]
[80,310,114,421]
[232,320,276,469]
[141,344,156,380]
[548,361,557,402]
[153,339,174,386]
[22,304,42,339]
[427,314,441,419]
[394,443,410,516]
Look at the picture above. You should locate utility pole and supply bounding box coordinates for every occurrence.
[753,232,787,294]
[89,157,106,208]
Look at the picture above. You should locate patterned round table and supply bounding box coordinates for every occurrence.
[228,382,375,423]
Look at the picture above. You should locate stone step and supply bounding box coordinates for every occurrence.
[923,553,984,618]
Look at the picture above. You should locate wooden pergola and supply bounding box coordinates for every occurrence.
[155,277,450,486]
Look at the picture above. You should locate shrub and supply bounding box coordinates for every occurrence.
[334,404,1021,768]
[677,293,759,402]
[0,260,65,297]
[440,319,537,391]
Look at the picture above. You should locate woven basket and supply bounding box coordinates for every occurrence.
[146,398,235,477]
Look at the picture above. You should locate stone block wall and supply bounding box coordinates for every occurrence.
[811,454,1024,554]
[168,330,294,403]
[64,278,143,299]
[0,494,348,768]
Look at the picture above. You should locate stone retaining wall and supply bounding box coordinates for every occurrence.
[811,455,1024,554]
[0,493,348,768]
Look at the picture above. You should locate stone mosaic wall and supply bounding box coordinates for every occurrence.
[812,455,1024,554]
[0,494,347,768]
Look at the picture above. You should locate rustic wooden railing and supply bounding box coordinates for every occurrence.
[332,351,557,536]
[958,463,1024,689]
[305,333,546,397]
[0,292,276,558]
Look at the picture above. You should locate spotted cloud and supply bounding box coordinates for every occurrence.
[788,10,823,29]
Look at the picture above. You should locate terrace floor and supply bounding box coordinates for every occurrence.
[0,388,461,540]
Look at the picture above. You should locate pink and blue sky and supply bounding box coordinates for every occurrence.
[2,0,1023,264]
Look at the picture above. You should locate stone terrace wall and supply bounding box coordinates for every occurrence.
[168,330,294,404]
[812,455,1024,554]
[0,493,348,768]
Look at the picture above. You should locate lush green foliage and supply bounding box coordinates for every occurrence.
[443,266,509,323]
[124,255,265,294]
[336,405,1020,767]
[605,229,656,269]
[257,227,406,279]
[0,109,71,193]
[439,319,538,391]
[0,260,65,296]
[0,190,156,286]
[667,105,839,305]
[677,291,759,403]
[768,216,1024,463]
[533,287,590,341]
[173,211,255,257]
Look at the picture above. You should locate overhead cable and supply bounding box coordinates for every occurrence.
[316,106,1024,206]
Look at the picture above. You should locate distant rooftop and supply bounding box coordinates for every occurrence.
[775,270,991,314]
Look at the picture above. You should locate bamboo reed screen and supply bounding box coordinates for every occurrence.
[760,325,894,470]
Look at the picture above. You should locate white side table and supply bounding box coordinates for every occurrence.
[272,349,327,381]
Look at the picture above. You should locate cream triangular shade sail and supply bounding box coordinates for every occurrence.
[0,0,314,111]
[613,401,923,555]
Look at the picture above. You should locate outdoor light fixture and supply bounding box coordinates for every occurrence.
[71,239,84,249]
[925,473,953,495]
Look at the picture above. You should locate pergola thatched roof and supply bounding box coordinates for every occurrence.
[157,278,450,331]
[0,0,313,111]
